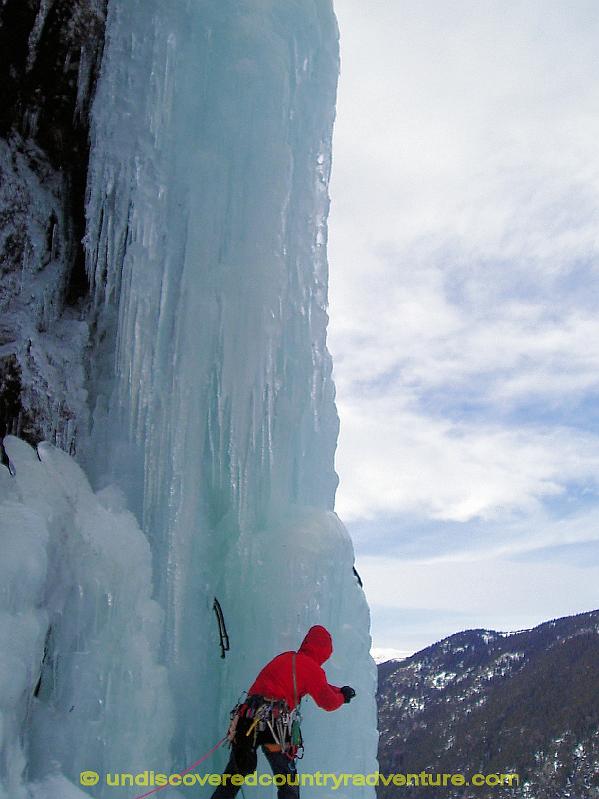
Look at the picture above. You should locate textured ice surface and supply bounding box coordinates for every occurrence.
[82,0,376,792]
[81,1,377,794]
[0,447,376,799]
[28,775,95,799]
[1,0,377,796]
[0,437,172,799]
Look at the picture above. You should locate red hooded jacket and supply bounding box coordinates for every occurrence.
[248,625,345,712]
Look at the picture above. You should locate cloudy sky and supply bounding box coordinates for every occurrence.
[327,0,599,658]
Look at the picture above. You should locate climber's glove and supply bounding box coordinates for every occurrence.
[340,685,356,703]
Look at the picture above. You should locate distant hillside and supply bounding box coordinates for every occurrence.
[377,610,599,799]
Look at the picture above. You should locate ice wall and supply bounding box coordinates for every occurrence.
[82,0,378,792]
[2,0,378,795]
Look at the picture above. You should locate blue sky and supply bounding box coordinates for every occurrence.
[327,0,599,658]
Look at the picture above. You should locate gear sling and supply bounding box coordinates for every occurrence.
[209,656,303,799]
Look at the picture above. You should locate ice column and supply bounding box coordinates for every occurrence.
[83,1,378,793]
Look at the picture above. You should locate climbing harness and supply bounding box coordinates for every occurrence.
[213,597,230,658]
[227,695,300,757]
[132,735,227,799]
[227,653,304,761]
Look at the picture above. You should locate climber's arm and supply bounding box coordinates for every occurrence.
[305,664,346,711]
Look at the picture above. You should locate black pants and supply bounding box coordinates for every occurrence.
[210,745,299,799]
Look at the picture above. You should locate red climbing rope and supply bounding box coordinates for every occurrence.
[132,736,228,799]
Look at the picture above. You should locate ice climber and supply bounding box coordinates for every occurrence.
[211,624,356,799]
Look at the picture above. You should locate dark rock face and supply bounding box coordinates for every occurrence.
[0,0,107,452]
[377,610,599,799]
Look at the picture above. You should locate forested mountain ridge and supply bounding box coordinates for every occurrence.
[377,609,599,798]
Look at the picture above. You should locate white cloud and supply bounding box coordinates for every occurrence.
[335,395,599,522]
[331,0,599,250]
[360,554,599,623]
[327,1,599,647]
[361,551,599,652]
[328,0,599,526]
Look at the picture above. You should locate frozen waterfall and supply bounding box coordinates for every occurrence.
[0,1,378,797]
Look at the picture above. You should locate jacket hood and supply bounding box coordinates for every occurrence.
[298,625,333,665]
